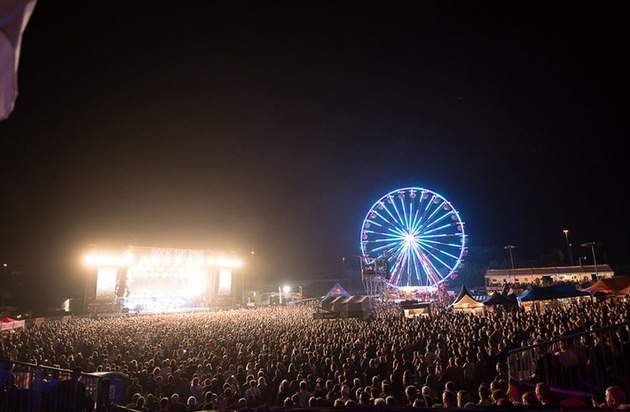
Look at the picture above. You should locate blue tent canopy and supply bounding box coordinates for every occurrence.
[517,284,590,303]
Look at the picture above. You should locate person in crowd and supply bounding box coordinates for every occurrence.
[132,395,150,412]
[535,382,557,408]
[477,383,493,407]
[421,385,436,408]
[185,395,199,411]
[599,386,630,410]
[296,379,312,407]
[145,393,160,412]
[457,389,471,408]
[157,396,170,412]
[166,393,187,412]
[439,389,457,408]
[521,390,542,407]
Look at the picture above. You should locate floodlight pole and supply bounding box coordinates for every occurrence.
[581,242,600,279]
[504,245,516,269]
[562,229,574,266]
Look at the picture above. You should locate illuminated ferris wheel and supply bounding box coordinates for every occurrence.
[359,187,467,290]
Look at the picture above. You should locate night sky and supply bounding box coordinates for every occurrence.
[1,1,629,307]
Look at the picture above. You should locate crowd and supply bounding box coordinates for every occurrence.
[0,295,629,411]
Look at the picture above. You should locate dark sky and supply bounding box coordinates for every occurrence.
[1,1,629,305]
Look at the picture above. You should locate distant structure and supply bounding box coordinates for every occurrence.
[359,186,467,294]
[485,264,614,293]
[82,245,242,314]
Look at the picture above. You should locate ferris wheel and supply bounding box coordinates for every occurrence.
[359,186,467,289]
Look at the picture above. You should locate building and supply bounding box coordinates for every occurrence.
[484,264,613,293]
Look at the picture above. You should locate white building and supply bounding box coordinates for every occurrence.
[484,264,614,292]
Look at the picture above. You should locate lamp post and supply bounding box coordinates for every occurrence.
[580,242,601,279]
[1,263,7,308]
[562,229,574,266]
[504,245,516,269]
[245,251,254,305]
[342,256,345,273]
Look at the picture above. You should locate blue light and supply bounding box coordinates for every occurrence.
[360,186,466,288]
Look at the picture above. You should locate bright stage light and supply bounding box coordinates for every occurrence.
[83,252,125,267]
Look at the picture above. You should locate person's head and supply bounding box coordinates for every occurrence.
[457,390,470,408]
[478,384,491,400]
[405,385,417,402]
[442,390,457,407]
[341,384,350,398]
[491,389,506,404]
[606,386,629,409]
[421,385,432,398]
[535,382,554,405]
[521,390,540,406]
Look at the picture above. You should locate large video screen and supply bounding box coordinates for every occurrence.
[123,266,208,312]
[95,267,118,302]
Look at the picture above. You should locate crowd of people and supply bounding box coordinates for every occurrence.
[0,295,629,411]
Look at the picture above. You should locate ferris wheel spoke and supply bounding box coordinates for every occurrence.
[418,239,461,261]
[416,242,457,275]
[414,249,441,286]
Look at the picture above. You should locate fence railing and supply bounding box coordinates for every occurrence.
[507,320,630,401]
[0,359,112,412]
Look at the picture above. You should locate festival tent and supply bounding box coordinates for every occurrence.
[581,276,630,295]
[450,286,485,315]
[483,291,518,308]
[324,282,350,299]
[516,284,590,303]
[0,316,25,331]
[316,295,372,319]
[400,301,432,318]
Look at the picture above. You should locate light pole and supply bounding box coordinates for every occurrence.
[342,256,345,273]
[245,251,254,305]
[1,263,7,308]
[581,242,600,279]
[562,229,574,266]
[504,245,516,269]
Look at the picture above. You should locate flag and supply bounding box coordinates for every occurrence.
[0,0,37,120]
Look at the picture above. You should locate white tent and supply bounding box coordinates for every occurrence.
[451,286,485,315]
[0,316,25,331]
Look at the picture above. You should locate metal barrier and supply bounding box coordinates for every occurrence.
[508,320,630,401]
[0,359,111,411]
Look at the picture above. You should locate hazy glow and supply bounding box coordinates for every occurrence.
[96,267,117,301]
[84,249,242,268]
[217,269,232,296]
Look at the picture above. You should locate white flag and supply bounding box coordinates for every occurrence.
[0,0,37,121]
